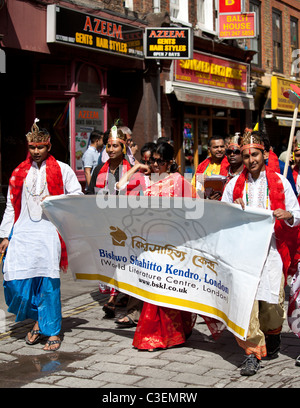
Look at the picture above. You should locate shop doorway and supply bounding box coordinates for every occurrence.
[107,100,128,129]
[35,100,70,164]
[183,105,244,173]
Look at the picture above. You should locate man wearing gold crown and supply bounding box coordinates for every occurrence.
[86,125,132,318]
[222,129,300,376]
[0,119,82,351]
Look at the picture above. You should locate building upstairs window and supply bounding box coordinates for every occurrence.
[272,8,283,73]
[250,0,261,67]
[291,17,299,78]
[197,0,215,34]
[170,0,180,18]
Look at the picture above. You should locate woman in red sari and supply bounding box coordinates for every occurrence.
[129,142,198,351]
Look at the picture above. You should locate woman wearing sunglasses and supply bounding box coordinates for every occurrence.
[117,142,198,351]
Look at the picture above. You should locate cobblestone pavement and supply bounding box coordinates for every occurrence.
[0,285,300,389]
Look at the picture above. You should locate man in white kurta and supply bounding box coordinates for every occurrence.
[0,120,82,351]
[222,130,300,376]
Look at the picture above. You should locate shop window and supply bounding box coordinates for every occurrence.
[198,118,209,162]
[199,108,209,116]
[183,118,195,173]
[213,108,227,117]
[184,105,197,115]
[75,64,104,171]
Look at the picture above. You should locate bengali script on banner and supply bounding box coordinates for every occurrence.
[42,195,274,340]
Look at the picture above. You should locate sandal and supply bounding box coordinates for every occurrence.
[115,315,137,328]
[25,329,41,345]
[44,339,61,351]
[102,302,116,318]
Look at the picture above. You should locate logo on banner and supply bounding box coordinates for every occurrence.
[110,226,127,246]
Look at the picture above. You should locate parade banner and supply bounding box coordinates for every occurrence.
[42,195,274,340]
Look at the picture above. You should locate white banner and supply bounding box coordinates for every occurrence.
[42,195,274,340]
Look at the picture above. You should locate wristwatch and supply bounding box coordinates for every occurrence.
[288,211,294,222]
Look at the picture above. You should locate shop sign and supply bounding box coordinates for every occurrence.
[175,51,249,93]
[47,5,144,59]
[218,12,256,39]
[144,27,193,59]
[271,76,300,111]
[75,107,104,171]
[219,0,242,14]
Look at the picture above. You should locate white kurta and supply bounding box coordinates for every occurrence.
[222,170,300,303]
[0,160,83,281]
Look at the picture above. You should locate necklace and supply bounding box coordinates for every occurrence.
[245,174,269,209]
[24,177,47,198]
[228,167,243,178]
[24,166,47,221]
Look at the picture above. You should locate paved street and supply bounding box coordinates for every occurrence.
[0,272,299,390]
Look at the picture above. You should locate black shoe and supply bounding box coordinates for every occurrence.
[266,334,281,359]
[240,355,260,376]
[102,302,115,318]
[295,355,300,366]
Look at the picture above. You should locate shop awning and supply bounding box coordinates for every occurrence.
[166,82,255,110]
[276,115,300,127]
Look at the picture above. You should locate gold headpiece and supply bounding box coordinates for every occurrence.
[107,125,127,154]
[26,118,51,145]
[240,128,264,152]
[228,133,241,149]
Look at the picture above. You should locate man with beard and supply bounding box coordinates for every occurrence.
[192,135,229,199]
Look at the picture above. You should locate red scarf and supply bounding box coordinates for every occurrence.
[293,165,299,186]
[96,158,131,189]
[9,155,68,272]
[267,150,281,173]
[232,166,297,281]
[195,156,229,176]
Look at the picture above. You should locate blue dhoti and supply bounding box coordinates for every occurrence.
[3,277,62,337]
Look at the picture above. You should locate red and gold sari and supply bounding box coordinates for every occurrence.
[132,172,197,350]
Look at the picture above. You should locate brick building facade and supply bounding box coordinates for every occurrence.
[2,0,287,193]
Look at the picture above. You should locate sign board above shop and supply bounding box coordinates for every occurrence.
[175,51,249,93]
[271,76,300,112]
[218,12,256,39]
[144,27,193,59]
[46,5,144,59]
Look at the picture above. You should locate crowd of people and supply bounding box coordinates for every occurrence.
[1,119,300,378]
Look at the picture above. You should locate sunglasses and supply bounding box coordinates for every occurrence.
[226,149,241,155]
[148,157,167,166]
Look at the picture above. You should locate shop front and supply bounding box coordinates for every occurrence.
[0,1,146,193]
[165,51,254,173]
[264,75,300,155]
